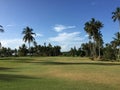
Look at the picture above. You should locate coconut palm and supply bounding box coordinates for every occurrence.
[112,7,120,59]
[22,26,36,55]
[0,25,4,50]
[113,32,120,59]
[113,32,120,46]
[84,18,103,59]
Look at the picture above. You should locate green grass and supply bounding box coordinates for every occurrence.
[0,57,120,90]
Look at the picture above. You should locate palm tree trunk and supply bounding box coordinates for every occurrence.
[28,42,31,56]
[92,32,97,60]
[89,37,93,57]
[118,20,120,60]
[93,41,96,59]
[91,37,96,60]
[98,40,101,58]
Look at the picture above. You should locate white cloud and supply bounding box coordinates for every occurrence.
[6,23,16,27]
[36,33,43,37]
[49,32,85,51]
[6,24,14,27]
[53,24,76,32]
[0,39,24,49]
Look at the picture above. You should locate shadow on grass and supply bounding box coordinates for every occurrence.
[0,67,18,72]
[0,57,33,60]
[0,67,13,71]
[30,61,120,66]
[0,74,36,81]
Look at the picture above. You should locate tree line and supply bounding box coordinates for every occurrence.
[0,43,61,57]
[0,7,120,61]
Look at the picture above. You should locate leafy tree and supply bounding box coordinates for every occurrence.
[22,26,36,55]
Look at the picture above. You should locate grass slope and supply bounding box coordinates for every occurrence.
[0,57,120,90]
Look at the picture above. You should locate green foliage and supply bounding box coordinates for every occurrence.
[64,47,85,57]
[17,43,61,56]
[112,7,120,22]
[18,44,28,56]
[0,47,13,57]
[103,44,116,61]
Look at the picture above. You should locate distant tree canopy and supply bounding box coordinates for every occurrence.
[17,43,61,56]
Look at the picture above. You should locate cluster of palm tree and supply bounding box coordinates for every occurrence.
[84,18,103,59]
[112,7,120,59]
[63,7,120,61]
[0,7,120,60]
[80,7,120,60]
[17,43,61,56]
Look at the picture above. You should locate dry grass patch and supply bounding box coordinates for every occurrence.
[43,68,120,88]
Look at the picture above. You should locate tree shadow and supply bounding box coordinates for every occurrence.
[0,67,13,71]
[30,61,120,66]
[0,57,33,61]
[0,74,36,81]
[0,67,18,73]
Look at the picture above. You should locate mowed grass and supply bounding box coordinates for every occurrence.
[0,57,120,90]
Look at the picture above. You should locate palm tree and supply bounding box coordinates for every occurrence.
[84,18,103,59]
[22,26,36,55]
[113,32,120,46]
[112,7,120,59]
[0,25,4,51]
[111,32,120,59]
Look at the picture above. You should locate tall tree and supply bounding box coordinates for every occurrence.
[84,18,103,59]
[112,7,120,59]
[22,26,36,55]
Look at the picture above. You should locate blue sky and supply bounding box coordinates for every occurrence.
[0,0,120,51]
